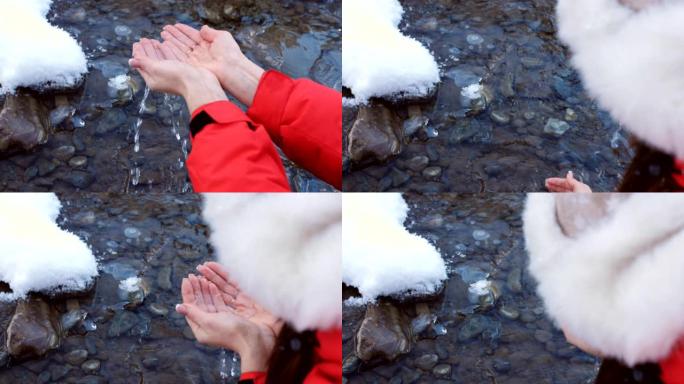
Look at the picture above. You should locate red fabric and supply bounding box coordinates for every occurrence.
[238,328,342,384]
[673,159,684,189]
[187,101,291,192]
[247,71,342,190]
[661,341,684,384]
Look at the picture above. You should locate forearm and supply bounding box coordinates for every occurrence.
[181,71,229,113]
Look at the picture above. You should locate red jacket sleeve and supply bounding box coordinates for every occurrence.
[247,71,342,190]
[187,101,291,192]
[661,341,684,384]
[239,371,266,383]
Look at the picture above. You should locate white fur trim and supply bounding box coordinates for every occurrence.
[557,0,684,158]
[202,194,342,332]
[524,193,684,365]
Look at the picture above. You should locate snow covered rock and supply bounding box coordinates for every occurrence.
[0,0,88,93]
[343,193,447,303]
[342,0,440,103]
[0,193,98,301]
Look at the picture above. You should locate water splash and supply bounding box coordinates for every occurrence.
[132,86,150,154]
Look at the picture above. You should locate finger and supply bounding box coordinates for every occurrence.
[163,31,193,55]
[176,303,206,327]
[188,274,205,308]
[132,42,148,60]
[181,278,195,305]
[200,25,222,43]
[141,38,160,60]
[209,283,229,311]
[198,264,238,297]
[175,23,203,44]
[200,277,217,313]
[162,40,190,61]
[205,262,239,288]
[151,40,169,61]
[165,25,196,50]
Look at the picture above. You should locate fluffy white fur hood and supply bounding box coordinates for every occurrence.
[202,194,342,332]
[556,0,684,158]
[524,193,684,366]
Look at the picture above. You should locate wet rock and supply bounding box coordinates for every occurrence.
[499,305,520,320]
[457,314,489,341]
[7,297,60,359]
[50,364,71,381]
[63,171,95,189]
[422,166,442,179]
[60,309,87,333]
[348,105,403,165]
[0,94,49,153]
[506,267,523,293]
[157,266,173,291]
[53,145,76,161]
[94,109,126,135]
[342,354,360,375]
[433,363,452,377]
[414,353,438,370]
[148,303,169,317]
[493,358,511,373]
[64,349,89,366]
[49,106,75,128]
[403,115,429,137]
[107,311,138,337]
[490,110,510,125]
[544,118,571,137]
[355,302,412,362]
[69,156,88,168]
[81,359,100,373]
[406,156,429,172]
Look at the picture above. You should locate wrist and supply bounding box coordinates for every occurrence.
[182,70,228,113]
[234,327,272,373]
[220,57,265,107]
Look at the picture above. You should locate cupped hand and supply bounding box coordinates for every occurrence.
[129,38,228,112]
[160,24,265,106]
[176,273,283,372]
[196,261,281,336]
[545,171,593,193]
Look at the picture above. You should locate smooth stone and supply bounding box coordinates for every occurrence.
[124,227,141,239]
[355,302,412,362]
[535,330,554,343]
[544,118,571,137]
[506,267,523,293]
[107,311,138,337]
[60,310,87,333]
[348,105,403,164]
[406,156,429,172]
[472,229,490,241]
[6,297,60,359]
[458,314,488,341]
[490,110,510,125]
[499,305,520,320]
[49,106,75,127]
[81,359,100,373]
[157,266,172,291]
[148,303,169,317]
[432,364,452,377]
[493,358,512,373]
[64,349,88,366]
[53,145,76,161]
[0,94,49,153]
[403,115,429,137]
[50,364,71,381]
[422,166,442,179]
[466,34,484,45]
[63,171,95,189]
[69,156,88,168]
[414,353,438,371]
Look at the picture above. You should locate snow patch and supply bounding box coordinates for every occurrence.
[0,0,88,93]
[0,193,98,301]
[342,0,441,103]
[343,193,447,303]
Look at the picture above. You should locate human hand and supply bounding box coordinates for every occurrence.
[545,171,593,193]
[160,24,265,106]
[196,261,281,336]
[129,38,228,112]
[176,274,282,372]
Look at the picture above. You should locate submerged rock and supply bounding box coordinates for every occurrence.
[6,297,61,359]
[355,302,412,362]
[348,104,403,165]
[0,94,49,153]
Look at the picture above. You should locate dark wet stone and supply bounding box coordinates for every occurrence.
[457,314,489,342]
[6,297,60,359]
[94,109,127,135]
[348,105,403,165]
[493,358,512,373]
[356,302,412,362]
[81,359,100,373]
[53,145,76,161]
[0,94,49,153]
[107,311,138,337]
[157,266,173,291]
[64,349,89,366]
[49,106,75,128]
[342,354,360,375]
[406,156,429,172]
[432,363,452,377]
[414,353,438,371]
[49,364,71,381]
[63,171,95,189]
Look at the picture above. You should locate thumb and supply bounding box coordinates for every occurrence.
[176,303,205,325]
[200,25,221,42]
[129,57,154,73]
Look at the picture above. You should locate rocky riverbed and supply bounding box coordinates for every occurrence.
[0,194,244,383]
[343,194,600,383]
[343,0,632,193]
[0,0,340,192]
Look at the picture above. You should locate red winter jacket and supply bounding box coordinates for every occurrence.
[238,328,342,384]
[186,70,342,192]
[661,342,684,384]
